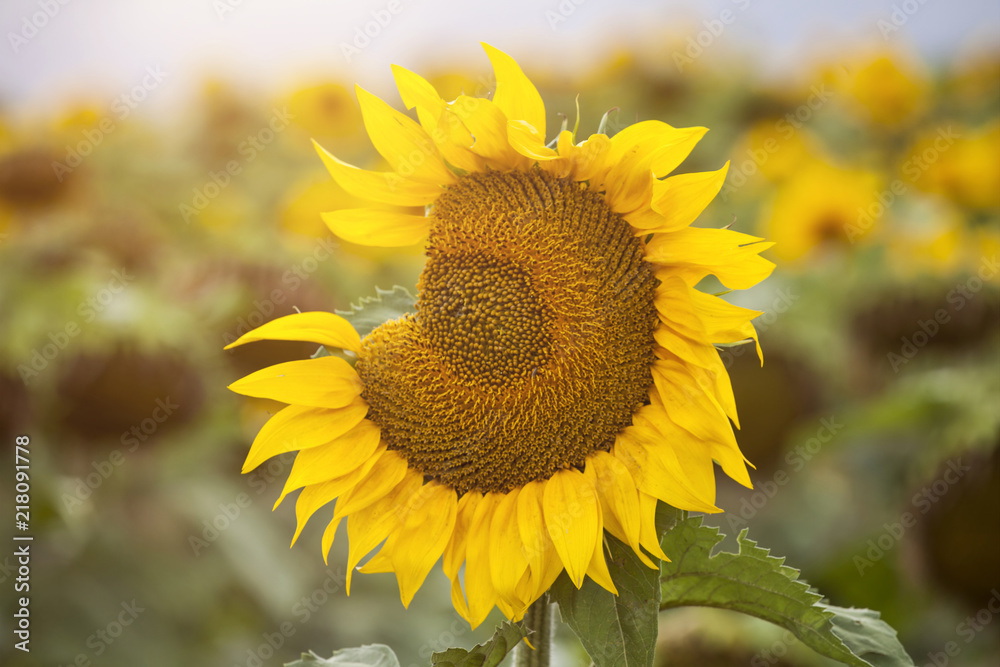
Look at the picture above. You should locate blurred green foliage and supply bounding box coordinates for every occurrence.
[0,37,997,667]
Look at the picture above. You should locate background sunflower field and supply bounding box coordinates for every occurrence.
[0,1,997,666]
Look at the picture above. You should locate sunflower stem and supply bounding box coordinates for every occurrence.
[516,594,553,667]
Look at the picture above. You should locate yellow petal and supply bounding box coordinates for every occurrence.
[645,228,776,290]
[448,96,526,169]
[650,359,751,488]
[344,469,422,593]
[321,513,342,565]
[543,469,601,588]
[585,452,648,567]
[555,130,613,182]
[389,482,458,608]
[355,85,455,184]
[224,311,361,353]
[228,356,363,408]
[321,208,430,247]
[483,43,546,139]
[332,449,409,521]
[585,536,618,595]
[642,162,730,233]
[686,286,763,361]
[242,399,369,473]
[638,492,670,562]
[604,123,708,213]
[490,488,529,606]
[313,140,443,206]
[508,120,558,161]
[292,480,344,546]
[444,491,483,580]
[391,64,446,128]
[275,428,384,506]
[465,493,503,628]
[615,425,720,514]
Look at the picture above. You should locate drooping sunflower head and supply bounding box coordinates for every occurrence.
[226,44,774,628]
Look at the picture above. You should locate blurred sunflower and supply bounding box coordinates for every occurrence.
[842,51,929,126]
[763,160,881,263]
[906,122,1000,212]
[287,82,363,139]
[226,44,773,627]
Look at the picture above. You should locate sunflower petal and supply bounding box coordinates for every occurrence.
[355,85,455,184]
[508,120,558,161]
[228,356,363,408]
[482,43,546,139]
[321,208,430,247]
[321,513,342,565]
[275,435,385,508]
[642,162,730,233]
[543,469,600,588]
[291,481,339,546]
[345,469,422,593]
[465,493,503,628]
[444,491,483,580]
[638,492,670,562]
[585,452,647,567]
[645,227,776,290]
[224,311,361,352]
[242,400,369,473]
[586,537,618,595]
[332,449,409,520]
[448,96,526,169]
[313,140,443,206]
[490,488,529,605]
[389,482,458,608]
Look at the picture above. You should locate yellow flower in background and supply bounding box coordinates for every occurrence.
[764,160,881,263]
[843,51,929,126]
[287,82,363,138]
[280,176,364,239]
[227,44,772,628]
[906,122,1000,211]
[884,199,965,277]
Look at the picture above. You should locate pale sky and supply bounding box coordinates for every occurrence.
[1,0,998,119]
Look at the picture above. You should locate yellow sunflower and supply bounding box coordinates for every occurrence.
[225,44,774,628]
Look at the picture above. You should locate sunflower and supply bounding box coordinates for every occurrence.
[226,44,774,628]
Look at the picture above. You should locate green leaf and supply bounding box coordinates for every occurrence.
[659,517,914,667]
[430,621,527,667]
[828,606,917,667]
[336,285,416,339]
[285,645,400,667]
[550,532,661,667]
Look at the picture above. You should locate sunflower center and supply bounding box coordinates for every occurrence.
[421,252,552,385]
[357,169,659,494]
